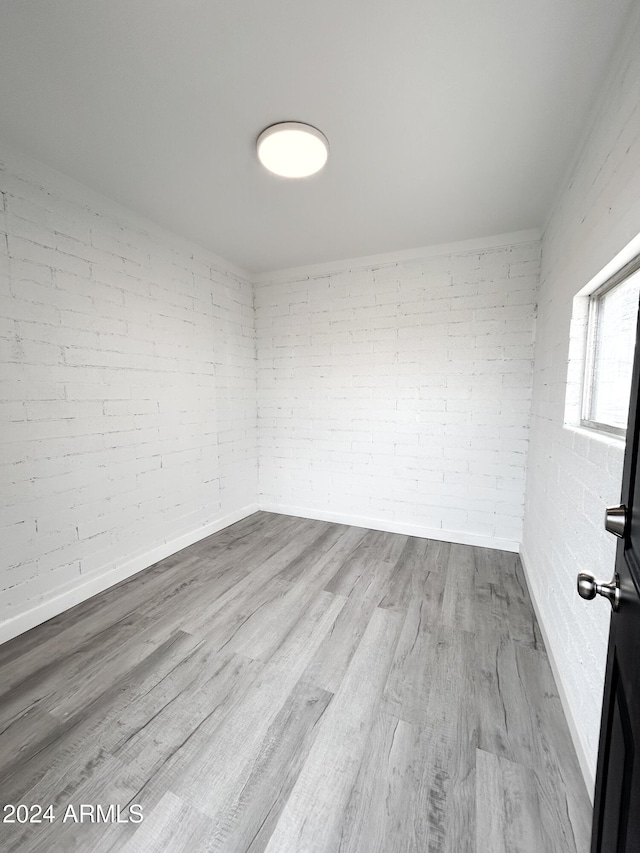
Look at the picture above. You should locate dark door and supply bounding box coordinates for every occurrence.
[580,303,640,852]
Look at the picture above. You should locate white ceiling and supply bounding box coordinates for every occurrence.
[0,0,634,274]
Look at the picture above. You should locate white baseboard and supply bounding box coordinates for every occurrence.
[259,503,520,552]
[519,545,596,802]
[0,503,259,646]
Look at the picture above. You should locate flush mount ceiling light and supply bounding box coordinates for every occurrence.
[257,122,329,178]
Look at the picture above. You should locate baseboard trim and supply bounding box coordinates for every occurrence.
[519,545,596,802]
[0,503,259,647]
[259,503,520,552]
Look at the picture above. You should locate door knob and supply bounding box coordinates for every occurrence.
[605,505,627,538]
[577,572,620,611]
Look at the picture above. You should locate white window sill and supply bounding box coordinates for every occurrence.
[564,423,626,447]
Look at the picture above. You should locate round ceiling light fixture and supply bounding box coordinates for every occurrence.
[257,122,329,178]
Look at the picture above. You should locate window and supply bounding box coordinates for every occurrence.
[582,256,640,436]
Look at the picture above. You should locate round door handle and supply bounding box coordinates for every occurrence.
[577,572,620,611]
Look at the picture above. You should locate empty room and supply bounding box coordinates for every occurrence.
[1,1,640,851]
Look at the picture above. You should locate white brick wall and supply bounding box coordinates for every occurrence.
[522,3,640,795]
[4,17,635,800]
[0,156,257,640]
[256,242,539,549]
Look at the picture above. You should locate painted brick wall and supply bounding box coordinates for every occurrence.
[0,156,257,641]
[522,4,640,793]
[256,241,539,550]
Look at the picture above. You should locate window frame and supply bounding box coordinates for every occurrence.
[581,254,640,438]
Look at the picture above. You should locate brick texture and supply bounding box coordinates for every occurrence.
[522,4,640,789]
[0,161,257,624]
[256,244,539,546]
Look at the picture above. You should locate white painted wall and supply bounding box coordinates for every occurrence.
[1,6,636,808]
[0,152,258,643]
[256,237,539,551]
[521,3,640,796]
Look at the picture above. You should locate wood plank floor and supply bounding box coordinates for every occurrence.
[0,512,592,852]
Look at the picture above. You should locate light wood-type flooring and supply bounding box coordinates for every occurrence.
[0,512,592,852]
